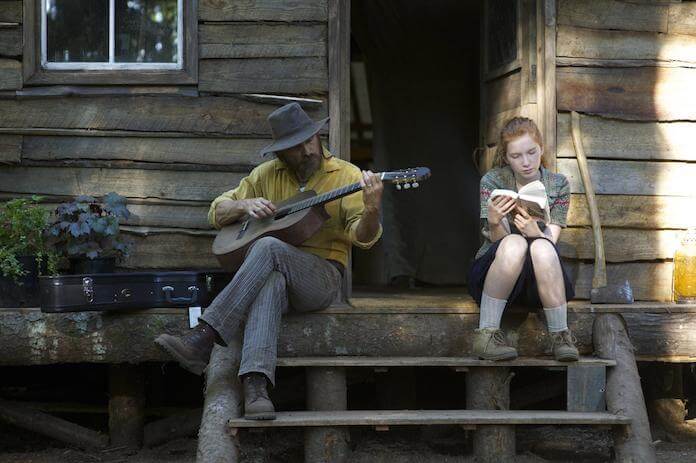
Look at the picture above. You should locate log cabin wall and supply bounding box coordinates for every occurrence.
[555,0,696,301]
[0,0,330,270]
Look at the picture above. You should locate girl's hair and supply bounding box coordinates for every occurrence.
[493,117,547,168]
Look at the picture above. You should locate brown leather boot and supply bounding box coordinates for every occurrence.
[243,373,276,420]
[154,322,216,375]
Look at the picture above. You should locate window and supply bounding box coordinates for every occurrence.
[24,0,197,84]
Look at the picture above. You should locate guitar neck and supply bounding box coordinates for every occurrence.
[278,181,367,217]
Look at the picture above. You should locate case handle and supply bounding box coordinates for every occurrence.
[162,285,199,305]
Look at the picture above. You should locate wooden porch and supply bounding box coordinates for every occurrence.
[1,289,695,366]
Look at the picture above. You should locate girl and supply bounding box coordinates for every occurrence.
[468,117,578,362]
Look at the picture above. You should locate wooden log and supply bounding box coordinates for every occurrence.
[558,0,669,33]
[200,24,326,59]
[0,1,22,23]
[144,408,202,448]
[305,367,350,463]
[0,133,20,164]
[21,136,267,168]
[648,399,696,442]
[0,96,328,135]
[0,398,109,449]
[7,85,199,98]
[199,58,328,95]
[593,314,657,462]
[466,367,515,462]
[197,343,242,463]
[556,57,696,69]
[0,166,244,202]
[557,113,696,162]
[668,2,696,36]
[558,158,696,196]
[0,25,20,56]
[573,261,673,302]
[560,228,682,262]
[567,194,696,229]
[10,307,696,366]
[557,66,696,121]
[557,25,696,65]
[0,58,20,89]
[199,0,327,22]
[122,232,217,269]
[108,364,145,449]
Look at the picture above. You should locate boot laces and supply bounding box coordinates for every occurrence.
[551,330,577,349]
[491,329,508,346]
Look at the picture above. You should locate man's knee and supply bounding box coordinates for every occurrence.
[247,236,287,258]
[495,234,527,265]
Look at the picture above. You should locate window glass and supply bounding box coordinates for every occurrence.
[46,0,109,63]
[115,0,178,63]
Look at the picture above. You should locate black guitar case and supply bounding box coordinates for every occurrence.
[39,271,233,313]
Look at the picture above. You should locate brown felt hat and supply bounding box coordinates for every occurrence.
[259,102,329,157]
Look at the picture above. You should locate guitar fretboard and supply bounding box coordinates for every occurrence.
[276,182,363,217]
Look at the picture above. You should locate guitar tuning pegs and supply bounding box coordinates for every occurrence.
[403,183,411,189]
[412,182,419,188]
[396,183,402,190]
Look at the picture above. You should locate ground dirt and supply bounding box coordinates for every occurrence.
[1,427,696,462]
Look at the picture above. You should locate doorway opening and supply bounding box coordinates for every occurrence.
[349,0,483,293]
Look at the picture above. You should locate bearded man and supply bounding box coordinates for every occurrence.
[155,103,383,420]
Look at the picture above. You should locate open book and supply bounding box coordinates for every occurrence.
[489,180,551,224]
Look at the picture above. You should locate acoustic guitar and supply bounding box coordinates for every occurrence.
[212,167,431,272]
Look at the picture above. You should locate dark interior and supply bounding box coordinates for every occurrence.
[350,0,483,289]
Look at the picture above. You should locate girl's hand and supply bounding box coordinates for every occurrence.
[487,196,516,225]
[513,207,544,237]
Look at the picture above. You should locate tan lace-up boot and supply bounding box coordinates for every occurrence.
[472,328,518,361]
[551,329,579,362]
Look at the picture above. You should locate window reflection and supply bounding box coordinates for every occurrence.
[46,0,108,62]
[115,0,178,63]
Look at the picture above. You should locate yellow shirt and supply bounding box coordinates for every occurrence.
[208,148,382,267]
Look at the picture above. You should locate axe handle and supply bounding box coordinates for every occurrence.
[570,111,607,288]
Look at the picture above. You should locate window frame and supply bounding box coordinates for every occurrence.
[23,0,197,85]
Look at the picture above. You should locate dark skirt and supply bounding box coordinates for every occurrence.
[467,235,575,310]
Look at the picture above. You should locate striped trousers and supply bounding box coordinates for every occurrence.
[201,236,342,385]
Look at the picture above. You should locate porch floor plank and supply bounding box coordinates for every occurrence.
[227,410,631,428]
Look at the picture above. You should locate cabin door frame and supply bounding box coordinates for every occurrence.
[477,0,557,173]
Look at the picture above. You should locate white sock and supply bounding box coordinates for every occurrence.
[478,293,507,329]
[544,303,568,333]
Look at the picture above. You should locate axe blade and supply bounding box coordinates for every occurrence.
[590,279,634,304]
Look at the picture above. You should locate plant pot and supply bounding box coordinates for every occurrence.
[0,255,42,307]
[69,257,117,274]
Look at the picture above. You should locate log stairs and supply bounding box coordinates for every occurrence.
[216,356,629,462]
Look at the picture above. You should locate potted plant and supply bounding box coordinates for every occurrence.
[48,193,132,274]
[0,196,58,307]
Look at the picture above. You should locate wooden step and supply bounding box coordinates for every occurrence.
[227,410,631,429]
[276,356,616,368]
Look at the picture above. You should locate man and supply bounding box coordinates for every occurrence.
[155,103,383,420]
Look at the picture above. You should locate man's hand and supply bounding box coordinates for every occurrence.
[513,207,544,238]
[243,198,276,219]
[360,170,383,213]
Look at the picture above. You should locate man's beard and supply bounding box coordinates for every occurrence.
[294,154,321,181]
